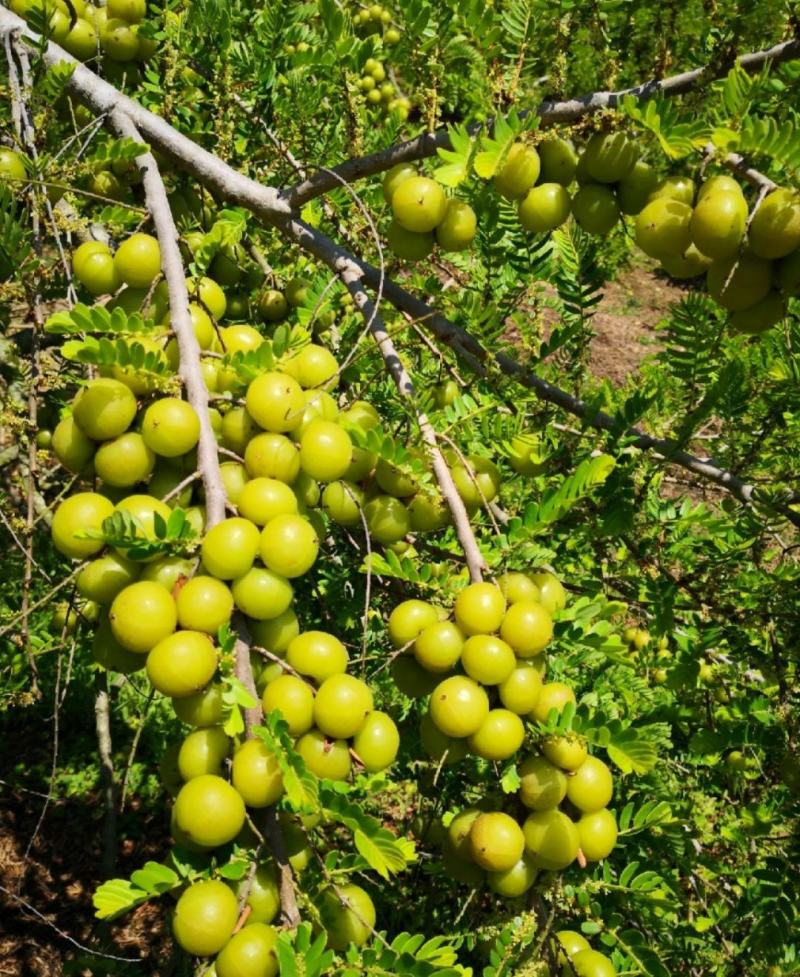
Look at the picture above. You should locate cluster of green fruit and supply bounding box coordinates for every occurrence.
[552,931,618,977]
[489,131,800,335]
[7,0,157,64]
[387,574,565,760]
[382,165,477,260]
[355,58,411,120]
[352,2,400,44]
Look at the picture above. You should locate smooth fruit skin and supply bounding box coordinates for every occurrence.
[77,552,140,604]
[649,175,694,205]
[500,601,553,657]
[246,372,305,433]
[201,517,261,580]
[172,880,238,957]
[392,176,448,232]
[322,480,364,527]
[146,630,218,697]
[429,675,490,738]
[488,853,538,897]
[364,495,410,544]
[231,567,293,620]
[542,734,588,771]
[94,431,155,487]
[232,738,284,808]
[582,131,637,183]
[320,884,376,950]
[392,656,440,698]
[566,755,614,811]
[178,726,230,780]
[249,607,299,654]
[72,242,120,296]
[114,494,173,552]
[468,709,525,760]
[244,433,300,483]
[556,930,591,958]
[538,136,578,185]
[0,147,27,183]
[140,555,195,591]
[186,275,227,319]
[109,580,176,653]
[414,621,465,673]
[529,682,576,723]
[382,163,417,203]
[175,575,234,634]
[238,478,297,526]
[528,572,566,614]
[113,232,161,287]
[72,377,137,441]
[313,674,374,739]
[262,674,315,736]
[52,414,95,473]
[92,616,146,674]
[748,188,800,258]
[571,184,619,235]
[141,398,200,457]
[299,420,352,482]
[497,572,540,604]
[173,683,224,727]
[461,634,516,685]
[659,245,711,279]
[385,219,435,260]
[260,514,319,578]
[689,191,747,260]
[353,711,399,771]
[52,492,114,559]
[469,812,525,871]
[494,143,541,200]
[729,291,785,334]
[174,774,246,848]
[245,863,280,923]
[435,199,477,251]
[288,344,339,390]
[616,160,659,215]
[519,756,567,810]
[635,198,693,259]
[286,631,348,683]
[499,662,543,714]
[518,183,571,233]
[419,712,468,764]
[571,949,618,977]
[706,254,773,311]
[454,582,506,636]
[523,809,580,870]
[216,922,279,977]
[296,729,352,780]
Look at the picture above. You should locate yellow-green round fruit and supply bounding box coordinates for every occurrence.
[414,621,464,673]
[429,675,489,738]
[51,492,114,559]
[246,372,305,433]
[382,163,417,204]
[435,199,477,251]
[467,709,525,760]
[178,726,230,780]
[296,729,352,780]
[707,253,773,311]
[635,198,693,259]
[173,774,246,848]
[386,219,435,260]
[542,733,588,771]
[529,681,576,723]
[231,567,293,620]
[319,884,376,951]
[660,245,712,279]
[286,344,339,390]
[94,432,155,487]
[77,552,140,604]
[528,572,566,614]
[364,495,410,544]
[460,634,516,685]
[522,808,580,870]
[238,478,297,526]
[321,480,364,527]
[249,607,299,654]
[392,176,448,233]
[216,922,279,977]
[487,853,538,897]
[497,572,540,604]
[500,601,552,657]
[109,580,176,653]
[258,289,288,323]
[616,160,659,216]
[729,291,785,334]
[571,184,619,235]
[518,182,571,233]
[232,738,284,808]
[286,631,348,683]
[576,808,618,862]
[51,414,95,474]
[262,674,315,736]
[454,582,506,636]
[494,143,541,200]
[141,398,200,458]
[259,514,319,578]
[244,863,280,924]
[113,232,161,288]
[571,949,617,977]
[175,575,234,634]
[186,275,227,319]
[469,812,525,871]
[498,662,543,714]
[220,324,263,355]
[538,136,578,186]
[244,433,300,483]
[697,175,743,202]
[172,880,238,957]
[748,188,800,259]
[582,131,637,184]
[689,190,747,260]
[313,674,374,739]
[72,241,120,296]
[72,377,137,441]
[173,683,224,727]
[0,146,27,184]
[392,656,440,698]
[408,494,450,532]
[566,755,613,812]
[450,454,501,509]
[146,630,218,697]
[519,755,567,810]
[299,420,352,482]
[352,711,399,772]
[92,615,146,674]
[649,175,694,205]
[201,517,261,580]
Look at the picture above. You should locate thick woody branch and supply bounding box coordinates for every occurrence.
[285,37,800,206]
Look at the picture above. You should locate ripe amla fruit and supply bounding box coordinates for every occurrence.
[216,922,279,977]
[493,143,541,200]
[232,738,284,808]
[748,188,800,259]
[582,131,637,183]
[469,812,525,871]
[51,492,115,559]
[319,884,376,950]
[173,773,246,848]
[391,176,448,232]
[172,880,239,956]
[72,376,137,440]
[522,808,580,869]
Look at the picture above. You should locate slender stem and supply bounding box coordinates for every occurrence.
[94,671,117,877]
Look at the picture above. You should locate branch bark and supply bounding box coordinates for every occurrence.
[285,37,800,206]
[94,672,117,877]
